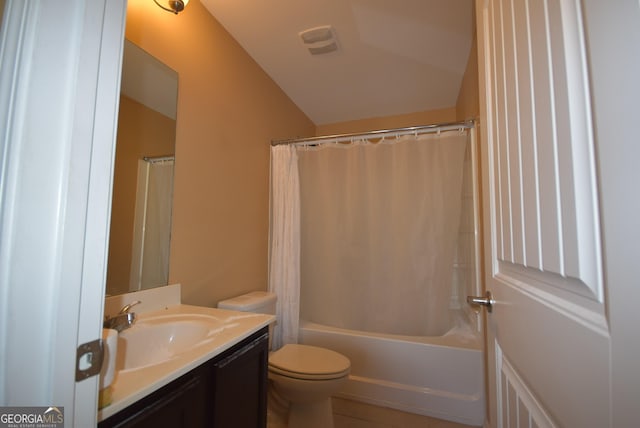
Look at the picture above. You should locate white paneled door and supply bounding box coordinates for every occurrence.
[476,0,611,426]
[0,0,126,426]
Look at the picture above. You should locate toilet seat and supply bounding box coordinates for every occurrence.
[269,344,350,380]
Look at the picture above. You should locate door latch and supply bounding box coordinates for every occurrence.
[467,291,494,313]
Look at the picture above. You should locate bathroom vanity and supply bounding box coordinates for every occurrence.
[98,327,269,428]
[98,288,274,428]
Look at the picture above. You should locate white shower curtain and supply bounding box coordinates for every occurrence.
[268,145,300,349]
[298,131,468,336]
[130,158,174,291]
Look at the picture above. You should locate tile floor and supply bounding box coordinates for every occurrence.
[267,394,480,428]
[332,398,479,428]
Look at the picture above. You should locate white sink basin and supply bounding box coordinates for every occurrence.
[115,314,229,371]
[97,303,275,422]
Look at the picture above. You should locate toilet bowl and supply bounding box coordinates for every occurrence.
[218,292,351,428]
[268,344,350,428]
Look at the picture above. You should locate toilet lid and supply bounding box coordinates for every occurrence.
[269,344,350,380]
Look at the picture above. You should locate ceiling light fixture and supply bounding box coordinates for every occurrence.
[153,0,189,14]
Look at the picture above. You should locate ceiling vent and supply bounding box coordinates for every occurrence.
[299,25,339,55]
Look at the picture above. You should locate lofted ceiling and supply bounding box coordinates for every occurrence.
[201,0,475,125]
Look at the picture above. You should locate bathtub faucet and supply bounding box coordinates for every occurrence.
[104,300,141,332]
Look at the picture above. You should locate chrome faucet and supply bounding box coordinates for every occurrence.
[104,300,141,332]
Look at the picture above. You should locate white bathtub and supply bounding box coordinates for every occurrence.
[299,320,485,426]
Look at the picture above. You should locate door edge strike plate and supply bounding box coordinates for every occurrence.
[76,338,104,381]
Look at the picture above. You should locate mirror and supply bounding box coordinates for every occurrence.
[106,40,178,296]
[0,1,5,33]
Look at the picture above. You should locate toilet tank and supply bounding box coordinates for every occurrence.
[217,291,277,315]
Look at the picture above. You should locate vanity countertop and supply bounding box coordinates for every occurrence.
[97,304,274,422]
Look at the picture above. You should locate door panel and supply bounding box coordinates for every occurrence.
[487,0,602,302]
[476,0,611,426]
[0,1,126,425]
[497,343,556,428]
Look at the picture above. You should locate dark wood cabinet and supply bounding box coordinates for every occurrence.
[99,327,269,428]
[210,329,269,427]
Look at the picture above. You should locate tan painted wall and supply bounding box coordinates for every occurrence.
[456,34,480,121]
[315,107,457,136]
[107,95,176,295]
[124,0,314,306]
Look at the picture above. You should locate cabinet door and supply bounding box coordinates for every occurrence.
[99,366,208,428]
[210,329,269,428]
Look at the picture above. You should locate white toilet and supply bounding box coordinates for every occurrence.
[218,291,350,428]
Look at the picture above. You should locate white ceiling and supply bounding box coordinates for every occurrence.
[201,0,474,125]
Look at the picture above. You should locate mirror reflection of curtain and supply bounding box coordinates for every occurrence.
[298,131,468,336]
[130,157,174,291]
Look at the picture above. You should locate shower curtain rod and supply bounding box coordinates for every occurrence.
[143,155,175,163]
[271,119,475,147]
